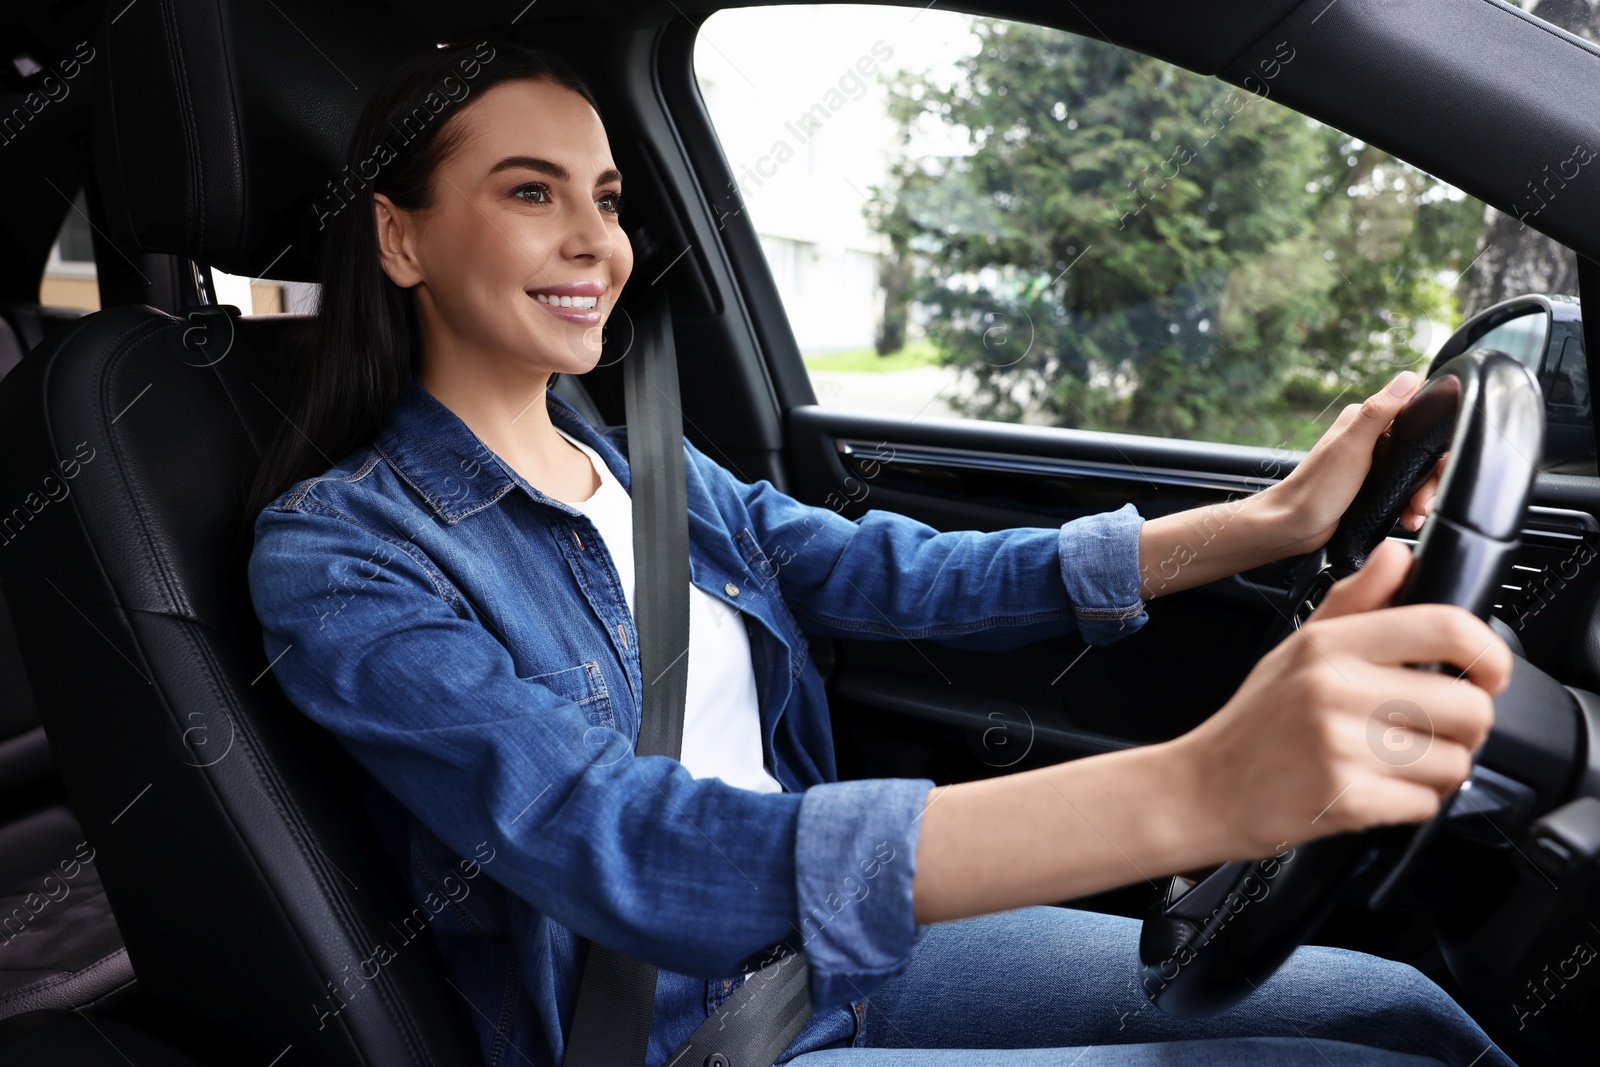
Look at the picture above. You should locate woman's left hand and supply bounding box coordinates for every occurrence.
[1137,369,1449,601]
[1264,370,1445,555]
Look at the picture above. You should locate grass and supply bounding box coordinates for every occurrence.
[802,339,941,373]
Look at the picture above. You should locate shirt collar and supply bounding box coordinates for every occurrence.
[371,376,633,525]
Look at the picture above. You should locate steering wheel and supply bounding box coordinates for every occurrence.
[1136,348,1546,1019]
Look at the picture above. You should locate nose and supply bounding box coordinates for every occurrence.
[562,197,614,264]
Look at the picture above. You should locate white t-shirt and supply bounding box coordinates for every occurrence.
[554,428,784,794]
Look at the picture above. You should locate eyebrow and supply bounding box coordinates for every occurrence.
[487,155,622,186]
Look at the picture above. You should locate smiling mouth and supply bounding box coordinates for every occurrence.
[532,292,599,309]
[528,292,602,326]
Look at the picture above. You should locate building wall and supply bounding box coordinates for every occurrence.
[694,9,897,353]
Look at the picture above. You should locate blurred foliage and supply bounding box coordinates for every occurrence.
[866,19,1485,448]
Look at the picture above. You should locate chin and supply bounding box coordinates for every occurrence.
[539,347,604,377]
[527,327,604,372]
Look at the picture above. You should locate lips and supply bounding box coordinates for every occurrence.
[528,280,606,297]
[527,281,605,327]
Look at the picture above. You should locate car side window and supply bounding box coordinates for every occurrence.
[209,271,320,315]
[1474,317,1552,372]
[39,190,98,311]
[693,5,1591,469]
[38,189,319,317]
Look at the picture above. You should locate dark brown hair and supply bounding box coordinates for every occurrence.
[243,38,601,526]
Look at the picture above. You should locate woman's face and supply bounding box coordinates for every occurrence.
[374,76,632,378]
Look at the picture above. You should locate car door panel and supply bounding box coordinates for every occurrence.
[787,404,1600,785]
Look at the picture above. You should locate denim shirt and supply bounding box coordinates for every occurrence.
[247,377,1149,1067]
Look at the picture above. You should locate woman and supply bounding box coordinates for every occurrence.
[246,39,1517,1067]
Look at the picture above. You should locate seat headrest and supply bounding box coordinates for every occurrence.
[89,0,437,282]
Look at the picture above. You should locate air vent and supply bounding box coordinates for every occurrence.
[1494,508,1599,626]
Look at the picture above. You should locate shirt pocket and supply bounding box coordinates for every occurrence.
[734,527,810,677]
[520,661,615,732]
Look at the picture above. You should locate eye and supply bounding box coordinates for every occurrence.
[512,182,551,204]
[598,190,624,216]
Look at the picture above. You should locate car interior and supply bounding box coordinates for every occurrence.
[2,0,1600,1064]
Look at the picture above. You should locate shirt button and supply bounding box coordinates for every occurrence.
[724,582,740,597]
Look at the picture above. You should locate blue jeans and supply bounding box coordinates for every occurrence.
[778,906,1517,1067]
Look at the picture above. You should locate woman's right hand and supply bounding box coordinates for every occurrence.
[1172,537,1514,862]
[911,537,1514,925]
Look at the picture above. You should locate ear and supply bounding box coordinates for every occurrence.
[373,192,425,289]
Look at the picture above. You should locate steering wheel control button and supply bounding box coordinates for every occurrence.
[1524,796,1600,882]
[1442,764,1539,845]
[1292,568,1337,630]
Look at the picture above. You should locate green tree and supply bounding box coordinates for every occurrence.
[868,18,1482,447]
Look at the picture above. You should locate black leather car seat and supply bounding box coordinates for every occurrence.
[0,302,136,1023]
[0,806,134,1019]
[0,304,88,359]
[0,1,494,1063]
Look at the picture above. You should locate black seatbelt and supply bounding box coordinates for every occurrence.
[662,949,814,1067]
[561,294,816,1067]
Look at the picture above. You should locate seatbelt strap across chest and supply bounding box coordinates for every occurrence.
[560,294,815,1067]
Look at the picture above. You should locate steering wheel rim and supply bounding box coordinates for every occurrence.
[1136,348,1545,1019]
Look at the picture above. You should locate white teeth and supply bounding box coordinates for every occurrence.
[533,293,599,309]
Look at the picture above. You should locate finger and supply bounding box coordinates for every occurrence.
[1348,666,1495,752]
[1401,494,1435,530]
[1402,456,1447,530]
[1336,694,1478,801]
[1336,371,1422,450]
[1401,485,1435,530]
[1320,604,1513,694]
[1330,776,1447,832]
[1310,539,1414,621]
[1377,736,1476,796]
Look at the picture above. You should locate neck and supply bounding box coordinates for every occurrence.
[416,345,594,501]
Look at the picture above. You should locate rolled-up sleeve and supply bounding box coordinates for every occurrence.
[248,498,932,1014]
[688,439,1149,651]
[1058,502,1149,645]
[793,776,933,1011]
